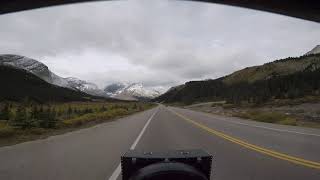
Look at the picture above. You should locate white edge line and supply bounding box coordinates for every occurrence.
[108,164,121,180]
[130,109,158,150]
[107,108,158,180]
[177,107,320,137]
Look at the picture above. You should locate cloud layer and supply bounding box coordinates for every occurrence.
[1,0,320,89]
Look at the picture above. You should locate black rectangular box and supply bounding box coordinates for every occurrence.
[121,149,212,180]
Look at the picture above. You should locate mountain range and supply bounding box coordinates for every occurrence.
[0,54,163,100]
[3,44,319,103]
[0,65,107,102]
[155,45,320,104]
[0,54,105,96]
[104,82,163,101]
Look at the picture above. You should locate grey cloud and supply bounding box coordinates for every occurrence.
[0,0,320,88]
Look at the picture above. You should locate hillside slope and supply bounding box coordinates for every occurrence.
[0,65,105,102]
[223,54,320,84]
[305,45,320,55]
[155,53,320,104]
[0,54,105,97]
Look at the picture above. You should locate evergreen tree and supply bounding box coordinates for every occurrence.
[38,106,45,120]
[74,108,79,115]
[39,107,57,128]
[132,103,138,109]
[30,106,38,120]
[67,106,73,115]
[38,106,47,128]
[29,106,41,127]
[11,105,34,129]
[0,103,10,120]
[84,108,93,114]
[67,106,73,119]
[100,105,107,112]
[48,107,57,128]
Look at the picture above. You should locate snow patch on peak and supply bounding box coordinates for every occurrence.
[0,54,105,97]
[64,77,99,91]
[1,54,166,100]
[125,83,159,98]
[103,82,127,97]
[0,54,52,82]
[104,82,165,100]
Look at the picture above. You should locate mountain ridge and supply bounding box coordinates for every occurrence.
[0,54,165,101]
[0,65,107,102]
[305,45,320,55]
[0,54,106,97]
[104,82,163,101]
[155,47,320,104]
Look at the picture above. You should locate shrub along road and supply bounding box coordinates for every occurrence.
[0,105,319,180]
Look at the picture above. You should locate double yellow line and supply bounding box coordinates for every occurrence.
[169,109,320,170]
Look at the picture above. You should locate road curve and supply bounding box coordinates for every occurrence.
[0,105,320,180]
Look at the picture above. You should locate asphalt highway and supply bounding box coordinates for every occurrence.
[0,105,319,180]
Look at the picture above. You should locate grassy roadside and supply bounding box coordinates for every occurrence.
[183,101,320,129]
[233,111,298,126]
[232,110,320,128]
[0,102,156,147]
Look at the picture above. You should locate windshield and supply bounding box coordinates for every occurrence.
[0,1,319,180]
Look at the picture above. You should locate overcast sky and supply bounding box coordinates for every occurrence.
[0,0,320,89]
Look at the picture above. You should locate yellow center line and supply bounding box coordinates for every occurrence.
[168,108,320,170]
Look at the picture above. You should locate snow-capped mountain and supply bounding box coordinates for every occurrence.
[104,82,129,97]
[124,83,163,98]
[0,54,166,100]
[0,54,54,82]
[0,54,103,96]
[104,82,164,100]
[63,77,106,96]
[305,45,320,55]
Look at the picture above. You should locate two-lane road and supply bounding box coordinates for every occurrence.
[0,105,319,180]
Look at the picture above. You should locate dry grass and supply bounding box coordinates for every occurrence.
[0,102,155,146]
[62,108,130,127]
[234,110,297,125]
